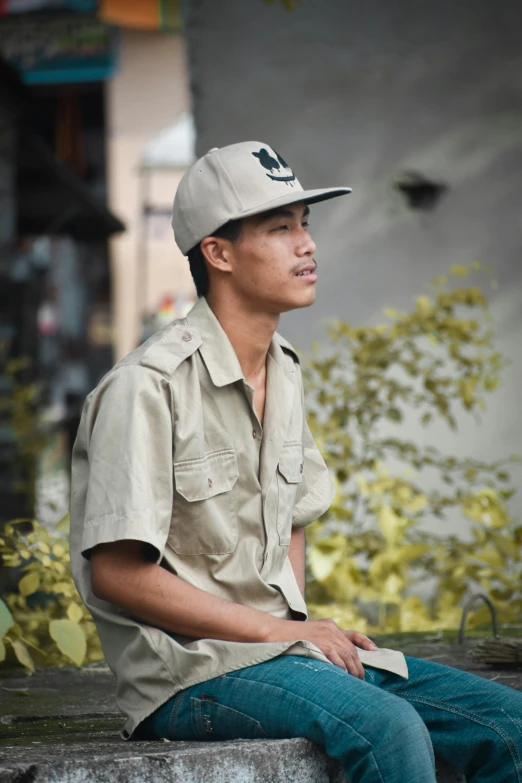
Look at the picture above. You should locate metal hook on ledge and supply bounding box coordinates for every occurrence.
[458,593,500,645]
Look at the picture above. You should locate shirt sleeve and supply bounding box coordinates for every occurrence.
[79,364,173,562]
[292,369,335,529]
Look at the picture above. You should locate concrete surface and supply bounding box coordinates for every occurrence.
[3,637,522,782]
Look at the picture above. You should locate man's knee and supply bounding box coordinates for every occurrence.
[358,695,433,760]
[392,700,433,752]
[323,693,435,779]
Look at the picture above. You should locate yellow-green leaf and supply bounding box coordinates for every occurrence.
[0,598,14,637]
[3,555,21,567]
[471,547,505,567]
[406,494,428,514]
[0,638,5,662]
[49,619,87,667]
[67,603,84,623]
[416,295,433,317]
[395,543,431,563]
[308,545,343,582]
[55,513,70,534]
[378,507,407,545]
[450,264,470,277]
[52,542,66,558]
[381,573,404,602]
[491,533,519,560]
[12,640,35,673]
[18,572,40,597]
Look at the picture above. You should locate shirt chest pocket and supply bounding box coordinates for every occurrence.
[169,448,239,556]
[276,441,304,546]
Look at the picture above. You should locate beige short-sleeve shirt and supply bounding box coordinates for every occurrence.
[70,296,407,738]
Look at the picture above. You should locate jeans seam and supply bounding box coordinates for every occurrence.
[387,690,522,782]
[222,673,385,782]
[167,690,185,738]
[190,697,205,739]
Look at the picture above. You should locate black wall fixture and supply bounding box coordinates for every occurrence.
[395,171,448,211]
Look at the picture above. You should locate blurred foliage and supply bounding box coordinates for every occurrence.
[304,264,522,634]
[0,515,102,673]
[0,353,46,511]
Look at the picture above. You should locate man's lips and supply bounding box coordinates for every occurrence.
[295,263,317,282]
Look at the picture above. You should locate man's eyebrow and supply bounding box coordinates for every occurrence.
[257,205,310,223]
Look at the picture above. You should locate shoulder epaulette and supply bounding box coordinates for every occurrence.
[117,319,202,379]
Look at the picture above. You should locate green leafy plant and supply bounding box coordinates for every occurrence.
[304,265,522,634]
[0,516,102,672]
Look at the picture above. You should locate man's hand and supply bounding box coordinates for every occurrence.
[267,618,377,679]
[90,542,376,678]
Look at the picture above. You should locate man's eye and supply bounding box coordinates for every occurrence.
[275,224,289,231]
[302,221,310,229]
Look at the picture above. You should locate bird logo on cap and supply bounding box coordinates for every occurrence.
[252,147,296,186]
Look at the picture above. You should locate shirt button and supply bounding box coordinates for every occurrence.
[252,429,257,439]
[182,332,192,342]
[208,478,213,488]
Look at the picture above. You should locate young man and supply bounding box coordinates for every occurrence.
[70,142,522,782]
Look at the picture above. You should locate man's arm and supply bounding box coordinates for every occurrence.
[91,540,279,643]
[288,526,306,597]
[90,540,376,678]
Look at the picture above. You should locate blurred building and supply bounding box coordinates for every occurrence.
[0,1,198,521]
[0,6,125,522]
[103,13,195,359]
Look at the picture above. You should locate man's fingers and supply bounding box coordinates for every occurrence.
[325,646,365,679]
[339,644,364,679]
[344,652,364,679]
[347,632,377,651]
[351,649,365,679]
[328,651,348,672]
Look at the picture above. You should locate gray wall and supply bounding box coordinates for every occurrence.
[184,0,522,524]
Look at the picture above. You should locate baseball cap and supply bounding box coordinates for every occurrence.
[172,141,352,255]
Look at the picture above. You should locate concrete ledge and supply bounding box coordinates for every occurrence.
[0,733,464,783]
[0,711,464,783]
[6,635,522,783]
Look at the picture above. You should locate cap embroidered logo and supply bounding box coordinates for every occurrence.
[252,148,296,186]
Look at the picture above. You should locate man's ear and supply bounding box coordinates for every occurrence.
[200,237,233,274]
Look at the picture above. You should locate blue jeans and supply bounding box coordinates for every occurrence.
[139,655,522,782]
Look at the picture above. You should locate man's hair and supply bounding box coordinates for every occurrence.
[187,219,243,297]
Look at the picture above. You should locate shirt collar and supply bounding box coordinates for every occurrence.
[185,296,298,388]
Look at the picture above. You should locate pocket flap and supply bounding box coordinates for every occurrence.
[277,442,304,484]
[173,449,238,501]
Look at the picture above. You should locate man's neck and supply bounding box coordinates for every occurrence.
[205,292,279,384]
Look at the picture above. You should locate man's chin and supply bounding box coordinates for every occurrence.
[277,289,317,314]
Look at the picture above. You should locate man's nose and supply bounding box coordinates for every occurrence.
[298,229,316,256]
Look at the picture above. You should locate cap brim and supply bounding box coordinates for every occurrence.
[233,186,352,221]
